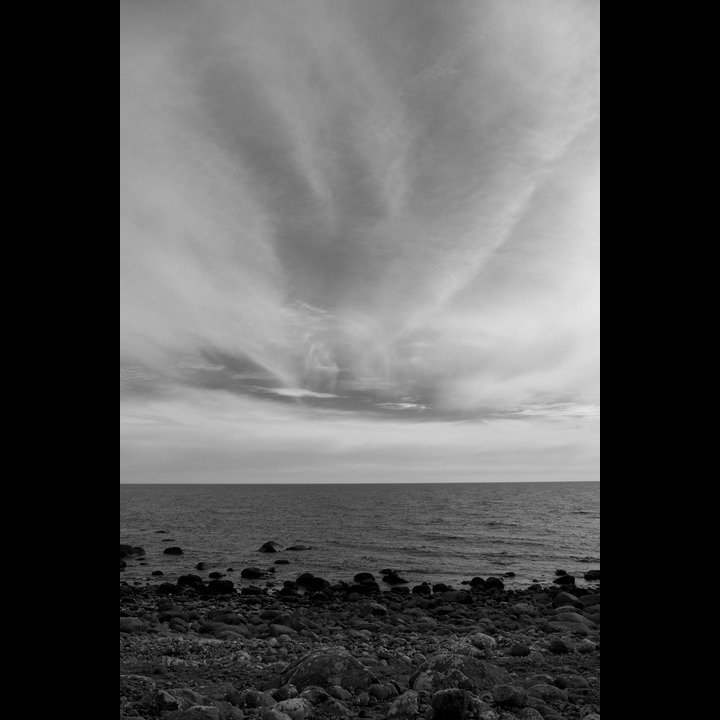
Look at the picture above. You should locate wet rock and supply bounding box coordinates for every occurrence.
[549,639,573,654]
[431,688,469,719]
[485,577,505,590]
[584,570,601,581]
[164,547,184,555]
[383,570,410,585]
[412,584,432,595]
[157,583,184,596]
[259,542,284,553]
[178,574,205,588]
[197,562,211,571]
[120,545,146,558]
[241,568,265,579]
[493,685,527,708]
[152,570,164,577]
[354,572,376,583]
[553,575,576,587]
[277,648,377,691]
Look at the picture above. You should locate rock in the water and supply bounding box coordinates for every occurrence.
[241,568,265,579]
[553,575,576,586]
[120,544,146,558]
[277,648,377,691]
[485,577,505,590]
[178,574,204,588]
[584,570,601,581]
[354,572,376,583]
[286,545,312,551]
[383,570,409,585]
[164,547,184,555]
[259,542,283,553]
[196,562,211,571]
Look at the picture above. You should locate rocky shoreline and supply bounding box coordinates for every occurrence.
[120,558,600,720]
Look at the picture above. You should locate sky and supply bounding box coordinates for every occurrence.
[120,0,600,484]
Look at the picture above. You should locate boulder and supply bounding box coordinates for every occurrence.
[413,654,510,692]
[276,648,377,691]
[164,547,184,556]
[120,544,146,558]
[584,570,601,581]
[432,688,469,719]
[354,573,376,583]
[383,570,409,585]
[259,542,283,553]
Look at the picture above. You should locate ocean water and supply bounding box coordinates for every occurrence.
[119,482,600,591]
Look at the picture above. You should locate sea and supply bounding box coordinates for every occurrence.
[120,482,600,591]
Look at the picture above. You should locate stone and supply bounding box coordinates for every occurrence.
[277,648,377,691]
[516,709,544,720]
[164,547,184,555]
[509,644,532,657]
[368,684,398,702]
[485,577,505,590]
[262,710,292,720]
[383,570,410,585]
[414,654,511,692]
[431,689,469,719]
[549,639,573,654]
[164,708,221,720]
[259,542,284,553]
[387,691,419,718]
[553,575,576,586]
[197,562,211,571]
[555,674,589,689]
[241,568,265,579]
[552,591,581,608]
[584,570,600,581]
[120,545,146,558]
[178,574,204,588]
[274,698,314,720]
[493,685,527,708]
[354,573,376,583]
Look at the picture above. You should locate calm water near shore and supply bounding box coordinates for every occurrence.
[120,482,599,590]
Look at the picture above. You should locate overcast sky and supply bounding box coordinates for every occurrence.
[120,0,600,484]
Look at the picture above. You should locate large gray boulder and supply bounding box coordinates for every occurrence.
[276,648,376,691]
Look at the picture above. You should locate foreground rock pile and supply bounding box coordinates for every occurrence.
[120,576,600,720]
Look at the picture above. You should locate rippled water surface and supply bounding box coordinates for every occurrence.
[120,482,599,590]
